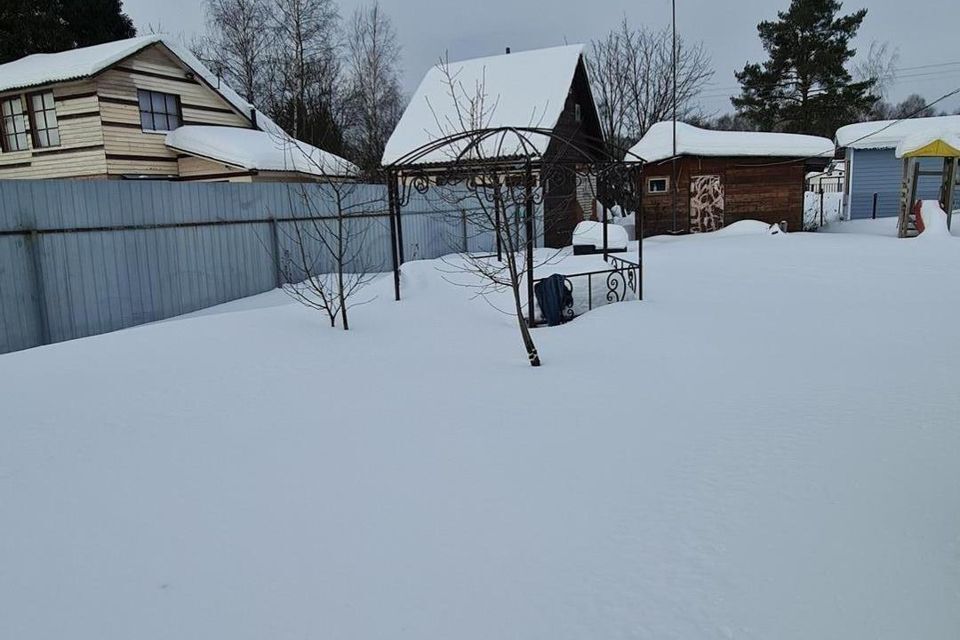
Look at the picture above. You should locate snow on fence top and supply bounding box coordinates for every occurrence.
[628,121,834,164]
[0,35,254,122]
[835,115,960,150]
[381,44,586,166]
[165,126,358,177]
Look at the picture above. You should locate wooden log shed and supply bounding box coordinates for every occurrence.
[629,122,835,236]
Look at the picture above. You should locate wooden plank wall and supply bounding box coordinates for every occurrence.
[640,156,808,236]
[542,60,604,248]
[96,44,251,177]
[0,42,253,181]
[0,80,108,179]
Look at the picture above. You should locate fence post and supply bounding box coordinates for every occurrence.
[26,229,51,345]
[872,192,878,220]
[269,216,283,287]
[819,187,825,227]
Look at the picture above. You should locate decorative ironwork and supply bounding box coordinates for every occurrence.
[382,126,646,307]
[530,255,641,327]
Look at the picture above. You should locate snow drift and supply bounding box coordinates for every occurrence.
[3,228,960,640]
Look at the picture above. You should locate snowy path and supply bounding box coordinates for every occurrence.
[2,223,959,639]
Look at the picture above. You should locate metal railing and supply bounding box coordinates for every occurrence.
[530,254,641,326]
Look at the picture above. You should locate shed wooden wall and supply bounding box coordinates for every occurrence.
[542,59,604,248]
[640,156,807,236]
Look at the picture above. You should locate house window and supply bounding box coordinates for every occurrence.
[27,91,60,148]
[1,96,29,152]
[138,90,181,132]
[647,177,669,194]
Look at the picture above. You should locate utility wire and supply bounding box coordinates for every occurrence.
[725,85,960,168]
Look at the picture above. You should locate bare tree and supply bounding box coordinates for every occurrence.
[854,40,899,100]
[588,18,714,152]
[687,112,757,131]
[868,93,938,121]
[271,138,376,330]
[268,0,344,150]
[198,0,274,104]
[343,2,405,175]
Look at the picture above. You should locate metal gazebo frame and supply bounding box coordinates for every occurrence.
[381,127,646,326]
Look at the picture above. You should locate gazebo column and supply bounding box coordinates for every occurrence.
[386,170,402,301]
[637,171,644,301]
[599,173,609,262]
[525,162,535,327]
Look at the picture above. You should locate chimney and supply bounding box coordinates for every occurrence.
[250,107,258,129]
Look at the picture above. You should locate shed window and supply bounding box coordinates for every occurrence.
[1,96,29,152]
[647,177,669,194]
[28,91,60,148]
[138,90,181,132]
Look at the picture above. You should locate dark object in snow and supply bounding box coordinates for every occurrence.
[573,244,628,256]
[534,274,574,326]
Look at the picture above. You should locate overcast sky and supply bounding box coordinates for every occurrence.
[123,0,960,116]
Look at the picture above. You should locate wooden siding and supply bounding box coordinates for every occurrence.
[177,156,254,182]
[0,80,107,178]
[542,59,604,248]
[640,156,808,236]
[0,42,255,180]
[96,43,251,177]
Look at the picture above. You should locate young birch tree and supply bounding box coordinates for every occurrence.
[344,2,404,175]
[199,0,274,104]
[269,0,345,152]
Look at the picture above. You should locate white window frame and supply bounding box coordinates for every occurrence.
[647,176,670,194]
[1,95,30,152]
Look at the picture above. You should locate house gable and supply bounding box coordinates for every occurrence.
[0,40,257,180]
[96,43,253,177]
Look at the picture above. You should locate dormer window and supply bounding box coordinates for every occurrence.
[138,90,182,132]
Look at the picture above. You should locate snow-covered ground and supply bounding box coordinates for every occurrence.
[3,221,960,640]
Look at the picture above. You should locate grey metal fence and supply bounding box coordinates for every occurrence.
[0,179,538,354]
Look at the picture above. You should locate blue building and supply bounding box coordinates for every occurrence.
[835,116,960,219]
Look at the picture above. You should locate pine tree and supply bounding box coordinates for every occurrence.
[60,0,136,49]
[732,0,877,137]
[0,0,136,64]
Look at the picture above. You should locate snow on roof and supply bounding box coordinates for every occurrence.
[165,126,358,177]
[895,128,960,158]
[835,115,960,150]
[0,35,253,122]
[382,44,586,166]
[628,121,835,163]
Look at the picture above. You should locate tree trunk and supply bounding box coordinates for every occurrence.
[337,206,349,331]
[501,225,541,367]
